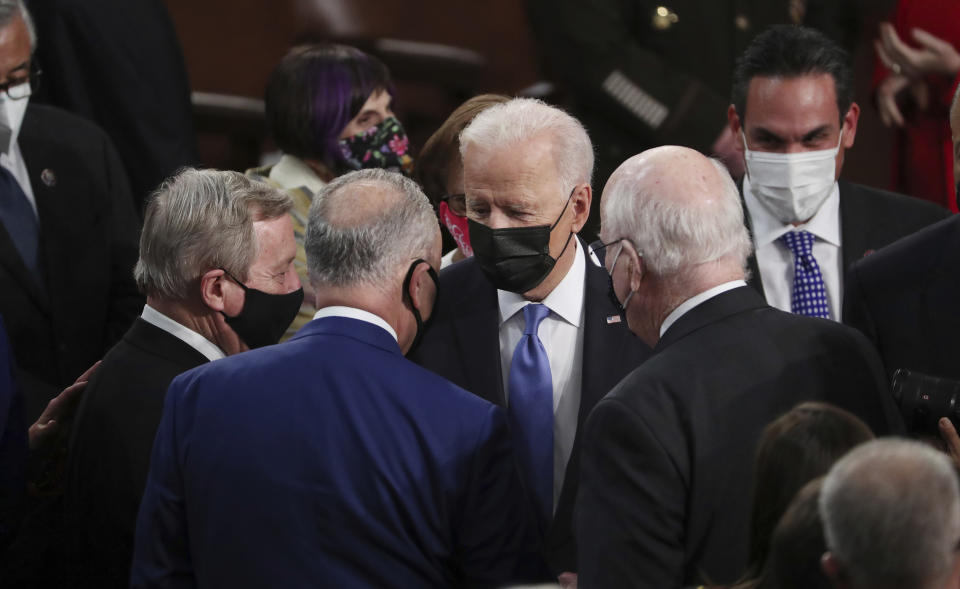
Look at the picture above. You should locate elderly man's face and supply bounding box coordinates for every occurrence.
[731,74,858,181]
[0,15,30,90]
[245,214,300,295]
[463,134,574,247]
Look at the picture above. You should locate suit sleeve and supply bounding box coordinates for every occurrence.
[534,0,728,151]
[842,261,880,352]
[576,397,687,589]
[456,404,529,587]
[130,378,195,589]
[99,129,143,348]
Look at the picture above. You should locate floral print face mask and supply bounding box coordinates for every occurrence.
[338,116,414,176]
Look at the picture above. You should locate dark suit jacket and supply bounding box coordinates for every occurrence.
[64,318,209,588]
[131,317,529,588]
[575,286,904,589]
[746,181,949,300]
[410,247,652,574]
[844,214,960,380]
[0,104,142,422]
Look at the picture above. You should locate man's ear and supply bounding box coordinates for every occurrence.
[622,242,644,293]
[570,183,592,233]
[200,268,228,312]
[841,102,860,149]
[821,551,847,588]
[727,104,745,155]
[406,263,437,316]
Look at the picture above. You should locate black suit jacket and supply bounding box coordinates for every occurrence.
[411,246,652,575]
[844,214,960,380]
[746,181,949,300]
[0,104,142,422]
[64,318,209,588]
[575,286,904,589]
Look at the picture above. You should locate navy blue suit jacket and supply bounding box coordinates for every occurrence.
[131,316,528,588]
[0,315,27,550]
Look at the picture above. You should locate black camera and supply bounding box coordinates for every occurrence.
[891,368,960,435]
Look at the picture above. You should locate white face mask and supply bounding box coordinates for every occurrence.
[0,84,30,155]
[742,130,843,224]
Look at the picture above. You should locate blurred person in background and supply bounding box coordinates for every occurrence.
[763,478,833,589]
[248,43,414,340]
[415,93,509,268]
[873,0,960,212]
[716,402,874,589]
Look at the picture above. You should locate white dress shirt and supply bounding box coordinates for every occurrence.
[498,238,586,513]
[269,154,326,195]
[743,176,843,321]
[140,305,227,362]
[660,280,748,337]
[313,306,398,343]
[2,141,37,218]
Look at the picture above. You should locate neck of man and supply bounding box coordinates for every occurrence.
[523,234,577,302]
[146,295,229,352]
[314,285,412,349]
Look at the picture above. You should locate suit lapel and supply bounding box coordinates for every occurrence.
[449,273,504,406]
[838,182,865,273]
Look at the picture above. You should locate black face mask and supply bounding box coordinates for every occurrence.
[468,189,576,294]
[402,259,439,352]
[220,269,304,349]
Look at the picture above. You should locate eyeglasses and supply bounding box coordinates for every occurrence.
[0,70,41,101]
[440,193,466,216]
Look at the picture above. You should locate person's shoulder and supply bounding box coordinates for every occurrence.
[853,214,959,281]
[840,181,950,221]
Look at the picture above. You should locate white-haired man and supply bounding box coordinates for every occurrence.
[65,169,302,588]
[131,169,528,588]
[575,146,904,589]
[411,97,651,579]
[820,439,960,589]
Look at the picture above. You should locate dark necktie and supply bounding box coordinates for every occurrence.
[780,230,831,319]
[507,303,554,531]
[0,165,39,282]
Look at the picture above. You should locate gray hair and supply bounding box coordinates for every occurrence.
[306,168,437,289]
[820,439,960,589]
[459,97,594,196]
[0,0,35,51]
[602,158,752,276]
[134,168,293,300]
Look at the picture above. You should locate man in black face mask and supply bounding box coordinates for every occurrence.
[410,97,651,581]
[63,168,301,588]
[130,168,529,587]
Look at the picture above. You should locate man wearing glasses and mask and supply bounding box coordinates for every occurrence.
[0,0,140,426]
[728,25,947,323]
[411,97,651,582]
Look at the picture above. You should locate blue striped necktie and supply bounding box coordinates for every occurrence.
[0,165,40,283]
[507,303,554,531]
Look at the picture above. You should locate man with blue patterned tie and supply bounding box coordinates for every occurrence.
[576,145,905,589]
[726,25,947,322]
[411,98,651,580]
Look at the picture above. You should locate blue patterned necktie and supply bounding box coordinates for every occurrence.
[0,165,40,283]
[779,230,831,319]
[507,303,554,531]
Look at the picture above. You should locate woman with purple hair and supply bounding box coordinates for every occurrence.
[247,44,414,340]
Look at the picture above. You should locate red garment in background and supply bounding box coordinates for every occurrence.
[871,0,960,212]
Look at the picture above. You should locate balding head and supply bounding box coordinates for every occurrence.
[820,439,960,589]
[601,146,752,278]
[306,169,440,292]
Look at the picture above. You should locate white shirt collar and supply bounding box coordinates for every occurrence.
[743,175,841,247]
[313,306,398,343]
[268,154,326,195]
[659,280,747,337]
[140,305,227,362]
[498,237,586,328]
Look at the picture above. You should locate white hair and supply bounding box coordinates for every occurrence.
[458,97,594,196]
[0,0,35,51]
[306,168,437,289]
[601,157,752,276]
[820,439,960,589]
[134,169,293,300]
